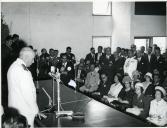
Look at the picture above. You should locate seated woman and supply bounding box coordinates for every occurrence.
[102,73,123,103]
[91,73,111,100]
[126,83,145,116]
[142,72,155,97]
[113,75,134,111]
[147,86,167,126]
[79,64,100,93]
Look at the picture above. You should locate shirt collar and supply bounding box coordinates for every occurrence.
[17,58,27,67]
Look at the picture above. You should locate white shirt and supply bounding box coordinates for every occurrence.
[97,53,102,61]
[77,69,81,78]
[148,99,167,126]
[123,57,137,79]
[108,82,123,98]
[7,58,39,125]
[149,99,167,119]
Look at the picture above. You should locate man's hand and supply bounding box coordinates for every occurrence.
[36,112,47,120]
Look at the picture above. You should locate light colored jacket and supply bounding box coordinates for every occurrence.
[7,58,39,125]
[85,71,100,87]
[124,57,137,79]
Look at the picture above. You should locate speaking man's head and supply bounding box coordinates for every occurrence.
[19,47,35,67]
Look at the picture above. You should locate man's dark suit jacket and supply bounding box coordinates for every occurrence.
[99,54,115,67]
[144,54,156,73]
[57,61,75,80]
[85,53,95,64]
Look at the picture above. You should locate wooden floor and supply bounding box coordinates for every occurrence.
[36,79,155,127]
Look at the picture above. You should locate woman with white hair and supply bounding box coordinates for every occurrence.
[147,86,167,126]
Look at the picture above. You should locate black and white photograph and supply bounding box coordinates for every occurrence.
[1,0,167,127]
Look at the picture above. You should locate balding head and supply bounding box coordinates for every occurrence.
[19,47,35,67]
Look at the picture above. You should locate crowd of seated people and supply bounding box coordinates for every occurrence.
[2,34,167,126]
[34,44,166,126]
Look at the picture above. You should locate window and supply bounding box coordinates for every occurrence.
[134,37,151,50]
[92,36,111,52]
[93,1,111,15]
[153,37,167,54]
[134,36,167,54]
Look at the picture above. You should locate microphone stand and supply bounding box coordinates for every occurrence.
[51,70,73,118]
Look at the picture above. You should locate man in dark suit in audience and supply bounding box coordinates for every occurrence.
[154,47,165,79]
[140,46,147,58]
[48,49,60,68]
[131,44,137,57]
[1,35,13,108]
[60,46,76,64]
[92,72,111,100]
[136,50,147,77]
[112,51,125,76]
[75,63,87,90]
[99,47,115,68]
[95,46,104,66]
[99,47,115,83]
[85,47,96,64]
[144,47,156,73]
[116,47,122,56]
[57,54,75,84]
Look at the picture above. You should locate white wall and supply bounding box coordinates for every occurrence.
[2,2,166,58]
[112,2,166,52]
[112,2,134,51]
[133,15,166,36]
[2,2,112,60]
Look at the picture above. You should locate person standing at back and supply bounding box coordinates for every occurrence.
[7,47,45,127]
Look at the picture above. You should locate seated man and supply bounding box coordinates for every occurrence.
[79,64,100,93]
[60,46,76,64]
[75,63,87,90]
[92,72,111,100]
[57,54,75,85]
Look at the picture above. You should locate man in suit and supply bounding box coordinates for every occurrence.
[7,47,45,127]
[136,50,147,77]
[60,46,76,64]
[112,51,125,76]
[85,47,96,64]
[99,47,115,82]
[79,64,100,93]
[99,47,115,69]
[95,46,104,66]
[154,47,165,79]
[140,46,147,58]
[1,35,13,108]
[48,49,60,69]
[144,47,156,73]
[131,44,137,57]
[92,72,111,100]
[75,63,87,90]
[57,54,75,84]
